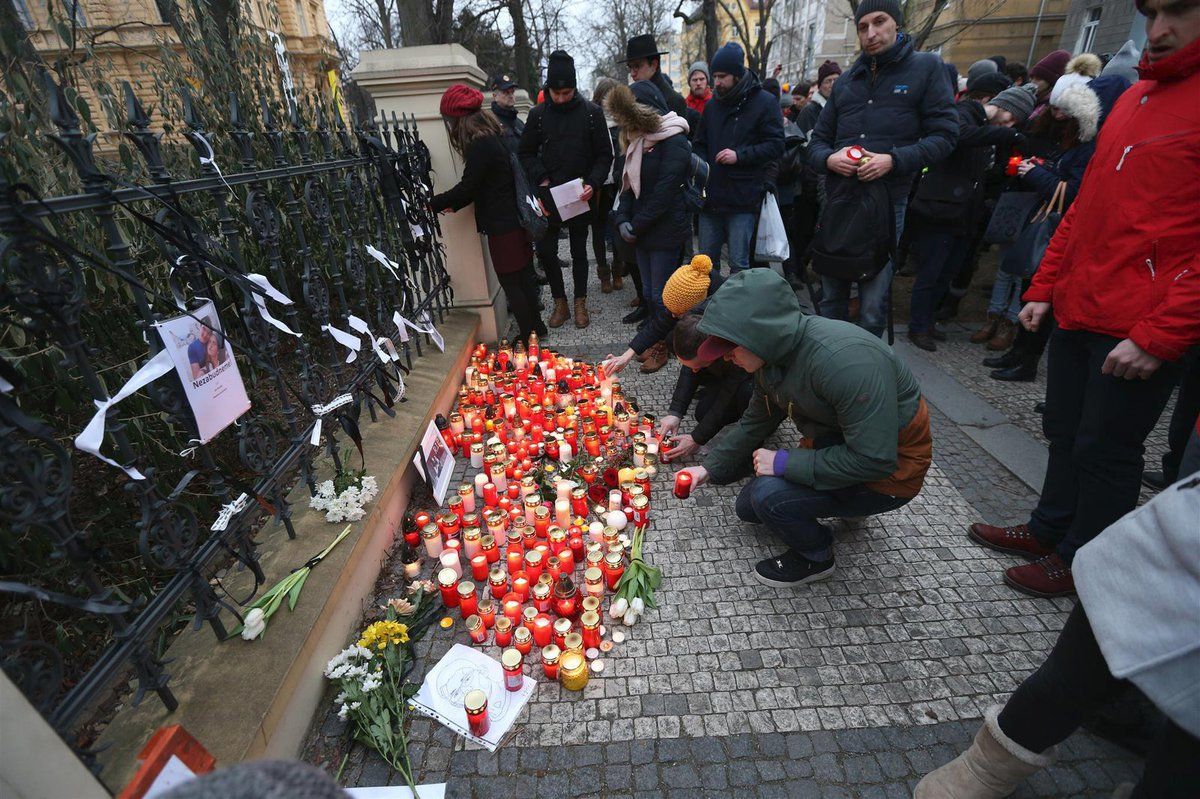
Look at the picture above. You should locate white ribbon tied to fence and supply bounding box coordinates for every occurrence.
[347,315,401,366]
[211,492,250,532]
[309,393,355,447]
[74,348,175,480]
[246,273,301,337]
[322,323,362,363]
[364,244,401,281]
[393,311,444,353]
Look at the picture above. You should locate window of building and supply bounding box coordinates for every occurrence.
[1076,7,1102,54]
[11,0,35,28]
[294,0,309,35]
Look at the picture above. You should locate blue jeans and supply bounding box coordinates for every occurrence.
[636,247,680,321]
[988,267,1024,322]
[735,476,910,561]
[699,211,757,277]
[819,197,907,338]
[909,229,970,334]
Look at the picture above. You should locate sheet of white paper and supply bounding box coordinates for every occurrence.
[144,755,197,798]
[345,784,446,799]
[409,644,535,752]
[549,178,589,222]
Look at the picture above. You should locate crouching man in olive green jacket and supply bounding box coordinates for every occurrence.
[675,269,932,587]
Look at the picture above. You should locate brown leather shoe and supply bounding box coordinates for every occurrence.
[988,319,1017,351]
[971,313,999,344]
[613,275,624,290]
[908,331,938,352]
[547,298,570,328]
[600,278,613,294]
[574,297,590,328]
[640,341,668,373]
[968,522,1055,559]
[629,296,641,308]
[1004,554,1075,598]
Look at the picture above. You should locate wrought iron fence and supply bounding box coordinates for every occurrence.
[0,71,453,770]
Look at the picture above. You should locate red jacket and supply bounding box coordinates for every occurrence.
[1024,37,1200,361]
[686,90,711,115]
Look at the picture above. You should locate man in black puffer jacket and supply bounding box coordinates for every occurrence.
[808,0,957,339]
[623,34,701,135]
[694,42,785,278]
[519,50,613,329]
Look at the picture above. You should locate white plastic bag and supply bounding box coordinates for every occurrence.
[754,194,790,263]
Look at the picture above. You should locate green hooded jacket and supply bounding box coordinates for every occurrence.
[698,269,928,492]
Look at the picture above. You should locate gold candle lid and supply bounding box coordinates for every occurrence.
[465,615,482,632]
[581,596,600,613]
[489,567,507,583]
[457,581,477,598]
[532,583,551,600]
[584,567,603,582]
[494,616,512,632]
[513,626,532,643]
[541,644,561,663]
[437,567,458,587]
[501,648,523,669]
[553,617,573,635]
[464,689,488,713]
[564,632,584,652]
[524,550,543,566]
[560,651,585,671]
[422,523,441,539]
[580,610,600,629]
[522,606,538,624]
[478,598,495,613]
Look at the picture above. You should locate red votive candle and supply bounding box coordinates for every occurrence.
[457,581,479,619]
[546,555,562,582]
[483,482,499,507]
[501,648,524,691]
[541,645,561,680]
[494,617,513,646]
[553,617,572,649]
[465,689,490,737]
[581,610,601,649]
[489,567,509,599]
[532,614,553,647]
[506,547,524,575]
[513,626,533,656]
[502,593,523,624]
[437,567,460,608]
[513,573,530,601]
[478,598,496,628]
[470,554,490,581]
[674,471,693,499]
[481,534,500,564]
[567,536,585,566]
[524,550,544,582]
[466,614,487,644]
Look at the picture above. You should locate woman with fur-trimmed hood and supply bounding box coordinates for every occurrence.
[605,80,692,373]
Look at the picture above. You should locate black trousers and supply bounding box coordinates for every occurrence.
[999,605,1200,797]
[693,380,754,431]
[1161,348,1200,482]
[538,222,591,299]
[496,266,547,340]
[1029,329,1179,562]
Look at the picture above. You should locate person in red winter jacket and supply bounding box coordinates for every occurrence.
[968,0,1200,599]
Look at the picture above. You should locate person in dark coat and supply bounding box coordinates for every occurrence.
[432,84,546,341]
[694,41,785,277]
[489,73,524,150]
[607,80,692,374]
[906,70,1022,351]
[623,34,701,134]
[807,0,958,338]
[518,50,613,329]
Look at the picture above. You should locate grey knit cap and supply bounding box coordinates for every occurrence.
[688,61,710,81]
[967,59,998,84]
[988,83,1037,123]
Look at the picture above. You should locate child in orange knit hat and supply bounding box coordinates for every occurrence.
[604,255,713,375]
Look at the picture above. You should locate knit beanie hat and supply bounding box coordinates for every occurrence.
[967,59,998,85]
[987,54,1008,72]
[967,71,1012,97]
[710,42,746,78]
[630,80,668,114]
[1102,40,1141,84]
[440,84,484,118]
[817,60,842,83]
[662,255,712,316]
[546,50,577,89]
[688,61,710,82]
[1049,53,1102,106]
[988,83,1037,123]
[854,0,904,26]
[1030,49,1071,85]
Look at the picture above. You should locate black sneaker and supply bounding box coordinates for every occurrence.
[753,551,836,588]
[622,306,648,324]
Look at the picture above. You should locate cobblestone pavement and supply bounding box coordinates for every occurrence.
[303,259,1144,796]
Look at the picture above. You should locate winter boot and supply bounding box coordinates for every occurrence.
[599,262,613,294]
[574,298,590,329]
[971,313,1000,344]
[915,706,1056,798]
[622,306,647,325]
[640,341,668,374]
[613,274,624,290]
[988,318,1017,351]
[547,298,570,328]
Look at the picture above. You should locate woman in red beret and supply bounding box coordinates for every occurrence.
[432,83,547,340]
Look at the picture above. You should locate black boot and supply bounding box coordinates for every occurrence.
[934,292,963,322]
[991,362,1038,382]
[622,306,648,324]
[983,349,1022,369]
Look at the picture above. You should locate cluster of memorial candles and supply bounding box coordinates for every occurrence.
[399,335,693,738]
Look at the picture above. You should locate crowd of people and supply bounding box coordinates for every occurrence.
[429,0,1199,793]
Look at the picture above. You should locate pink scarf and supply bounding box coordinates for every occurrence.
[621,112,690,198]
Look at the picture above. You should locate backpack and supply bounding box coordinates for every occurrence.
[683,151,710,213]
[507,152,549,242]
[810,177,895,282]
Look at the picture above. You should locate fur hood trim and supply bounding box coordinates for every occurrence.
[605,83,662,145]
[1066,53,1102,78]
[1054,83,1100,142]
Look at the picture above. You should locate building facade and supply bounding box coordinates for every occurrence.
[675,0,769,85]
[1059,0,1146,57]
[917,0,1069,70]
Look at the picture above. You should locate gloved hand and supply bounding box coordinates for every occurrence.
[619,222,636,244]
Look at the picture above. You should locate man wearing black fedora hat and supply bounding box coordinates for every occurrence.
[622,34,693,127]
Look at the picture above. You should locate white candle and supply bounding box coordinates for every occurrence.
[439,549,462,578]
[475,472,488,497]
[556,480,575,502]
[460,488,475,514]
[423,530,444,559]
[470,447,484,469]
[554,499,571,527]
[633,450,645,468]
[647,441,659,457]
[490,466,508,493]
[559,442,573,465]
[608,490,622,512]
[589,521,605,543]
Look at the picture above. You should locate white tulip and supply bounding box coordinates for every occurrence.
[622,608,638,625]
[241,607,266,640]
[609,597,628,618]
[631,597,644,614]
